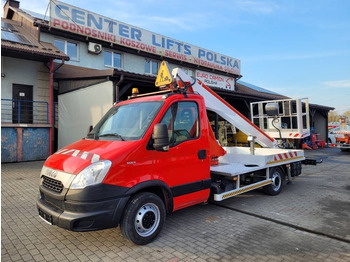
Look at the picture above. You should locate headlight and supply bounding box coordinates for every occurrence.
[70,160,112,189]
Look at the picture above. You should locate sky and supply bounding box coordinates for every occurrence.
[4,0,350,113]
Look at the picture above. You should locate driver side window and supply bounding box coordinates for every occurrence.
[160,101,199,145]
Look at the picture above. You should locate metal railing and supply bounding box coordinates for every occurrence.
[1,99,49,124]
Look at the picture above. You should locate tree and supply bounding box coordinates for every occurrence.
[343,110,350,120]
[328,110,339,122]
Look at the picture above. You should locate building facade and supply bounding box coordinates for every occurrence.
[1,0,333,162]
[1,0,69,162]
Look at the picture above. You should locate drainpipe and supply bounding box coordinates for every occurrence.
[114,74,124,103]
[47,59,65,154]
[49,58,54,155]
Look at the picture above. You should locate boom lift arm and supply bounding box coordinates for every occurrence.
[172,68,277,148]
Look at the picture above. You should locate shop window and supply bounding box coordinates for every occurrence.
[104,51,122,68]
[54,39,78,61]
[145,60,159,75]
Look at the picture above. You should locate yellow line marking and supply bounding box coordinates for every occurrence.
[222,180,272,199]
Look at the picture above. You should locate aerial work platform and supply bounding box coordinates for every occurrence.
[173,68,277,148]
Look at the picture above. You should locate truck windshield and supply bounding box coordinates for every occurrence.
[87,101,163,141]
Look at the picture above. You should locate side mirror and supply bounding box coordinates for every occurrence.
[153,123,169,152]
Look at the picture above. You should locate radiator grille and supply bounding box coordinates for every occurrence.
[42,175,63,193]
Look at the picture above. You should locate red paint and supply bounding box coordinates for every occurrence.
[44,94,216,211]
[16,128,23,162]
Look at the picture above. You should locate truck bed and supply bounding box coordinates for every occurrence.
[210,146,304,177]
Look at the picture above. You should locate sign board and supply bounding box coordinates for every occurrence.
[50,1,241,75]
[196,70,235,91]
[155,61,172,86]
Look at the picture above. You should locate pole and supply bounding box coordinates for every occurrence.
[49,59,54,155]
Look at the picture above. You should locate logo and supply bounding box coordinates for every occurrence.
[45,169,58,179]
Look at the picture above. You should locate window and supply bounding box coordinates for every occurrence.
[182,68,194,77]
[104,51,122,68]
[160,101,199,145]
[54,39,78,61]
[89,101,162,141]
[1,22,32,47]
[145,60,159,75]
[1,31,32,46]
[1,21,17,31]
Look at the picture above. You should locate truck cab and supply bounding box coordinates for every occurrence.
[37,91,214,245]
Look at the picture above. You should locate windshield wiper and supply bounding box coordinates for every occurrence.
[86,133,97,139]
[98,133,125,141]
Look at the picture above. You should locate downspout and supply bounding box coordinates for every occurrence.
[114,74,124,103]
[48,59,65,154]
[49,58,54,155]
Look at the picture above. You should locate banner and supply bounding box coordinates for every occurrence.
[196,70,235,91]
[50,1,241,75]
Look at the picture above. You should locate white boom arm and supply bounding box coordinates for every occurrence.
[173,68,277,148]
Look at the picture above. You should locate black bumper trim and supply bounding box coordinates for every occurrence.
[36,195,129,231]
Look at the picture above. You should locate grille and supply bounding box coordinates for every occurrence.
[42,175,63,193]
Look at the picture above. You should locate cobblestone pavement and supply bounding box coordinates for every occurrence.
[219,147,350,242]
[2,148,350,261]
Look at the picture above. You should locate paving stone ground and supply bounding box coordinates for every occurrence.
[219,147,350,242]
[2,147,350,261]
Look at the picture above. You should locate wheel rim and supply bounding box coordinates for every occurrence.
[271,172,281,191]
[134,203,160,237]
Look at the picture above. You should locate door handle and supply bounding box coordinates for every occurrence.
[197,149,207,160]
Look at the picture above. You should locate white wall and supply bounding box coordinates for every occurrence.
[1,57,44,101]
[40,32,192,75]
[58,81,113,149]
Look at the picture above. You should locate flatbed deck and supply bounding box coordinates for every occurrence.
[210,146,304,177]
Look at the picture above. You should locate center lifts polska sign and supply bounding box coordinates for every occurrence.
[50,1,241,75]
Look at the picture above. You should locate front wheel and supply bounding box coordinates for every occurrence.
[263,167,285,196]
[120,192,166,245]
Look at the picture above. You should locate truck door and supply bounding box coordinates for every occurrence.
[152,100,211,211]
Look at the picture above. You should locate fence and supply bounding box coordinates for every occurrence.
[1,99,49,124]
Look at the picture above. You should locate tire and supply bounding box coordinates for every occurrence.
[263,167,285,196]
[120,192,165,245]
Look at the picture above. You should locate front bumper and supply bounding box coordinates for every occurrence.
[36,187,129,231]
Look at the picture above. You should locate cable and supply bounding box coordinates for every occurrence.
[272,117,285,148]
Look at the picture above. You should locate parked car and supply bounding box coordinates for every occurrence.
[328,128,337,144]
[328,125,350,144]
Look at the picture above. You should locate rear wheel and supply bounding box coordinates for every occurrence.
[120,192,165,245]
[263,167,284,196]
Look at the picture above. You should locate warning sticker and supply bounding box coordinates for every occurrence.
[155,61,172,87]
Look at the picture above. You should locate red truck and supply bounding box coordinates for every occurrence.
[37,63,306,245]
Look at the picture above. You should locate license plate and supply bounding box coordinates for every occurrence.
[38,209,53,225]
